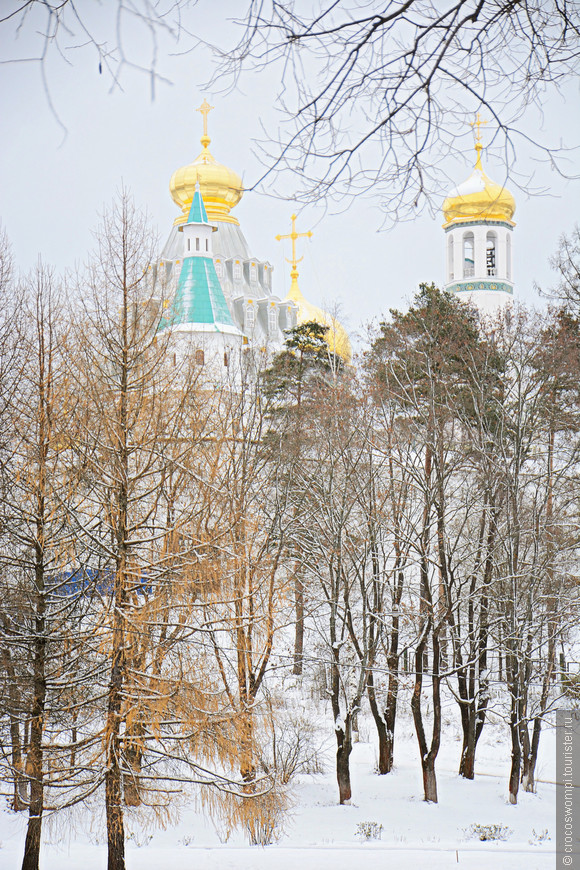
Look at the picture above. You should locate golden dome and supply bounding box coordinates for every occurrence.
[276,214,352,363]
[170,101,243,227]
[442,142,516,227]
[286,272,353,364]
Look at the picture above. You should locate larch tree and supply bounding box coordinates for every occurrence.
[69,191,253,869]
[0,263,93,870]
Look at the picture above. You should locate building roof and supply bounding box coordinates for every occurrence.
[167,255,237,331]
[442,142,516,227]
[186,186,210,225]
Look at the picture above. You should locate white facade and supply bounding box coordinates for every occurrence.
[445,220,513,316]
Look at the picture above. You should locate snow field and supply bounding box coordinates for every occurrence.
[0,693,559,869]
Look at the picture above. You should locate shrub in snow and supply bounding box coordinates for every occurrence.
[244,791,286,846]
[464,823,513,842]
[355,821,384,841]
[269,712,327,784]
[562,672,580,700]
[529,828,550,845]
[126,831,152,848]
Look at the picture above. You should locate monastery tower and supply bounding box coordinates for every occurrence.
[156,100,298,353]
[442,118,516,315]
[155,99,352,365]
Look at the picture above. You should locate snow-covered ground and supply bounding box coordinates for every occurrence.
[1,699,558,869]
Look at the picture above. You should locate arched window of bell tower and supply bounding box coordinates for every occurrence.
[463,232,474,278]
[486,231,497,277]
[506,234,512,281]
[448,236,454,281]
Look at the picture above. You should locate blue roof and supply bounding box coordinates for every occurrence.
[187,187,209,225]
[50,567,152,597]
[160,255,236,331]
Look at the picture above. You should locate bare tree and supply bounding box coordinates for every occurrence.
[1,0,196,134]
[198,368,292,795]
[487,308,580,802]
[545,225,580,314]
[284,372,378,804]
[220,1,580,217]
[342,386,415,776]
[0,263,93,870]
[368,284,491,800]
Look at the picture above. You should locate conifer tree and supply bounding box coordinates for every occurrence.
[261,321,335,675]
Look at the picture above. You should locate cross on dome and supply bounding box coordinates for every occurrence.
[470,113,487,144]
[275,214,313,276]
[196,99,214,148]
[470,113,488,168]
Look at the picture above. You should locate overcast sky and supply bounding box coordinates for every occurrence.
[1,2,579,351]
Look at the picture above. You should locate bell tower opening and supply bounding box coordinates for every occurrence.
[463,232,475,278]
[486,231,497,277]
[448,236,454,281]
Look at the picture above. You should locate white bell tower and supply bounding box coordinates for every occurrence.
[442,119,515,316]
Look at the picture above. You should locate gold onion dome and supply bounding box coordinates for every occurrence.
[276,214,352,364]
[170,100,243,227]
[442,140,516,227]
[287,277,353,364]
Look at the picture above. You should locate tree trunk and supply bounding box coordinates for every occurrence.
[519,421,556,797]
[508,698,521,805]
[292,567,304,676]
[335,716,352,805]
[105,764,125,870]
[381,568,403,774]
[459,720,476,780]
[104,754,125,852]
[367,672,390,773]
[411,444,440,804]
[21,661,46,870]
[104,264,130,870]
[367,661,399,775]
[411,618,441,803]
[105,652,126,870]
[522,718,541,793]
[2,646,27,811]
[422,757,438,803]
[21,735,44,870]
[22,484,48,870]
[240,711,256,784]
[383,696,396,774]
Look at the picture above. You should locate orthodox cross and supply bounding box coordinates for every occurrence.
[470,113,487,166]
[470,113,487,143]
[196,99,214,146]
[275,214,313,271]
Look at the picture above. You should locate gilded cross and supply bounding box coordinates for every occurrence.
[196,99,214,140]
[470,113,487,144]
[275,214,313,271]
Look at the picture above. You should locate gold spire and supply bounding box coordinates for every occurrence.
[196,99,214,149]
[276,215,352,363]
